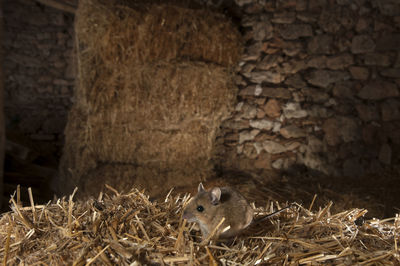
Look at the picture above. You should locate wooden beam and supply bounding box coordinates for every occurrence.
[35,0,77,14]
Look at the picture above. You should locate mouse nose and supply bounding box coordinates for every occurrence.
[182,210,193,220]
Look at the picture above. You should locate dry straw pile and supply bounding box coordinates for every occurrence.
[0,187,399,265]
[58,0,242,197]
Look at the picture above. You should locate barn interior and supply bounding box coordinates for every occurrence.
[0,0,399,264]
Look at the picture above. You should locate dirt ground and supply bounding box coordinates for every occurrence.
[173,168,400,219]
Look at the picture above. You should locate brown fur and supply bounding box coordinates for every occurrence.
[183,183,253,240]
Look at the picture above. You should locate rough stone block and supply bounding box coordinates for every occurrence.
[280,125,307,138]
[351,35,375,54]
[357,81,399,100]
[263,99,282,118]
[349,66,369,80]
[306,70,350,88]
[308,35,333,54]
[278,24,313,40]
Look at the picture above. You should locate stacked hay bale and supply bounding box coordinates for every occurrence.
[57,0,242,197]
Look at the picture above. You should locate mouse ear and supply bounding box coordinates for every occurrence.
[210,187,221,205]
[198,183,205,193]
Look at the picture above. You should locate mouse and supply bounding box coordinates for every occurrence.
[182,183,293,242]
[182,182,253,241]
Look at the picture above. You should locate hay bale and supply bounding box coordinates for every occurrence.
[59,63,236,196]
[75,0,242,67]
[1,189,399,265]
[73,62,235,166]
[59,109,215,198]
[79,61,236,125]
[58,0,241,197]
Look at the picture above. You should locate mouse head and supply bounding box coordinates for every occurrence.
[182,183,223,236]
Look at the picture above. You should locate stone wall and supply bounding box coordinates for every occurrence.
[3,0,75,156]
[217,0,400,177]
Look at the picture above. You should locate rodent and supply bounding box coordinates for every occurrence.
[182,183,292,242]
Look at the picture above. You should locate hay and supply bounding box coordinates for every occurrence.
[1,187,399,265]
[75,0,242,68]
[59,0,241,196]
[59,63,236,196]
[80,61,236,123]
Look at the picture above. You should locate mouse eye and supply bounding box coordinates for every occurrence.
[196,205,204,212]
